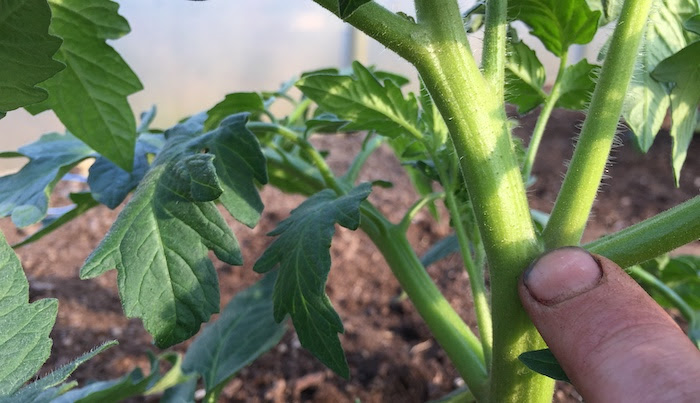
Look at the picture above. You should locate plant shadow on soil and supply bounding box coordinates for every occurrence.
[2,109,698,402]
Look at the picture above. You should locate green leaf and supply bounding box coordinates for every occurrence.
[505,38,547,114]
[305,113,350,135]
[555,59,599,110]
[2,341,116,403]
[337,0,372,19]
[685,14,700,34]
[518,348,570,382]
[586,0,623,25]
[652,41,700,184]
[26,0,143,171]
[52,352,190,403]
[80,114,266,347]
[420,235,459,268]
[0,0,64,113]
[88,133,164,209]
[508,0,601,56]
[463,1,486,33]
[160,376,197,403]
[654,255,700,309]
[190,114,268,228]
[418,79,448,149]
[254,183,372,378]
[0,132,95,227]
[205,92,267,131]
[13,193,100,248]
[622,0,698,152]
[0,232,57,396]
[296,61,421,140]
[182,272,286,393]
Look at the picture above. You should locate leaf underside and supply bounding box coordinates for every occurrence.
[182,272,287,393]
[0,132,95,227]
[254,183,372,378]
[652,41,700,185]
[80,113,267,348]
[296,61,421,140]
[508,0,601,57]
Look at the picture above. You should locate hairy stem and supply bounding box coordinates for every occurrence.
[543,0,654,248]
[360,202,488,400]
[522,51,568,180]
[586,196,700,267]
[312,0,423,61]
[414,1,551,401]
[444,186,493,370]
[482,0,508,101]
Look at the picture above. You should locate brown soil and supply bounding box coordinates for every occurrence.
[2,109,698,402]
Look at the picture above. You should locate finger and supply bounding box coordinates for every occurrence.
[519,247,700,402]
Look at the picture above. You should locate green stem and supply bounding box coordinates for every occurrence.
[521,51,568,180]
[586,196,700,268]
[543,0,654,248]
[413,1,551,401]
[626,265,697,325]
[443,186,493,370]
[248,122,344,194]
[289,98,313,127]
[341,134,384,184]
[482,0,507,100]
[398,191,445,232]
[312,0,423,61]
[360,203,488,400]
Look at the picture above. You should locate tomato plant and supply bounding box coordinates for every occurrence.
[1,0,699,402]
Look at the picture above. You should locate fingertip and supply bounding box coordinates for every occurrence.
[522,247,602,305]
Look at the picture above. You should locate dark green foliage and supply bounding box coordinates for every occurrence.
[254,183,372,378]
[25,0,143,171]
[180,273,286,395]
[80,113,267,347]
[518,348,570,382]
[338,0,372,19]
[0,0,63,113]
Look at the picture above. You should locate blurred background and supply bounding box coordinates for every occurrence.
[0,0,609,173]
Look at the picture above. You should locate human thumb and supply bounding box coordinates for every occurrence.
[519,247,700,402]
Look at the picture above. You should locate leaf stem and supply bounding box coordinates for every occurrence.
[312,0,424,61]
[542,0,654,248]
[482,0,508,100]
[397,191,445,232]
[522,51,568,180]
[341,134,384,184]
[443,185,493,370]
[626,265,697,325]
[248,122,345,194]
[586,195,700,268]
[288,98,313,127]
[360,202,488,400]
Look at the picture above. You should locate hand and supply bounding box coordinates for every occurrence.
[519,247,700,402]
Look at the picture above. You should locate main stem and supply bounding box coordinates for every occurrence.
[413,1,550,401]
